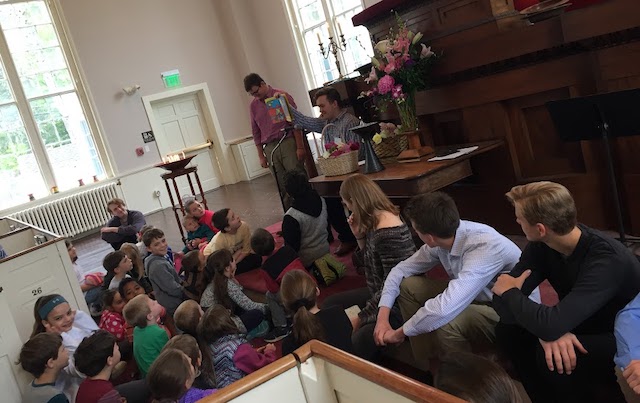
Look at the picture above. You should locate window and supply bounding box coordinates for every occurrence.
[0,0,107,210]
[287,0,373,89]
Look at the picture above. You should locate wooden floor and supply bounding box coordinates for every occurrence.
[74,174,284,272]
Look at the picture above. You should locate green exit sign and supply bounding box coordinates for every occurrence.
[161,69,181,88]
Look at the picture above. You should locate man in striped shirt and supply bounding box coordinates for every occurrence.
[288,87,359,256]
[375,191,538,363]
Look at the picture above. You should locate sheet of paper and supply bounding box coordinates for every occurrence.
[344,305,361,320]
[428,146,479,161]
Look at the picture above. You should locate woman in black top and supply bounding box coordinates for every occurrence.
[280,270,353,355]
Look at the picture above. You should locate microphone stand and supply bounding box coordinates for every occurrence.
[270,125,295,213]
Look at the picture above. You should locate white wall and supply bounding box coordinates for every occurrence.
[50,0,314,214]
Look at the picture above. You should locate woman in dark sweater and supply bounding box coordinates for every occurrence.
[280,270,353,355]
[322,174,416,360]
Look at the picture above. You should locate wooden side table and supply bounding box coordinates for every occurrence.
[161,166,207,243]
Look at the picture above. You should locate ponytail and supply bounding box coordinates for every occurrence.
[206,250,234,309]
[280,271,325,346]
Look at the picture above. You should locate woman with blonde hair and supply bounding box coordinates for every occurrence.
[322,173,416,360]
[280,270,353,355]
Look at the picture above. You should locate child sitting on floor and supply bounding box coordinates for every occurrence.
[103,250,133,290]
[99,289,127,342]
[203,208,261,273]
[147,349,197,403]
[19,333,70,403]
[182,215,215,254]
[280,270,353,355]
[118,277,174,340]
[120,243,153,294]
[74,330,124,402]
[198,305,277,389]
[143,228,185,315]
[180,250,206,301]
[164,335,217,397]
[123,294,169,377]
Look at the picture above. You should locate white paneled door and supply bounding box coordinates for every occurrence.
[152,93,221,193]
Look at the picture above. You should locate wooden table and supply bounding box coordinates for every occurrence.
[309,140,503,198]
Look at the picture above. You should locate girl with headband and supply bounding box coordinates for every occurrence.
[31,294,98,401]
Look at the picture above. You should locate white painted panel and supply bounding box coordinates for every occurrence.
[0,322,24,403]
[183,114,207,146]
[228,367,307,403]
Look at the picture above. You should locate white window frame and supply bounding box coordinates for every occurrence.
[283,0,372,91]
[0,0,113,210]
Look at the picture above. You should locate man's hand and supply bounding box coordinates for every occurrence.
[259,154,268,169]
[538,332,588,375]
[374,317,393,346]
[296,148,305,161]
[383,327,405,345]
[492,270,531,296]
[623,360,640,395]
[349,315,361,333]
[264,343,276,354]
[100,227,117,233]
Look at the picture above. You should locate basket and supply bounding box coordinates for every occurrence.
[372,134,408,159]
[315,124,359,177]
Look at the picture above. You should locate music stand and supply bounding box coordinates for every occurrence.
[546,88,640,245]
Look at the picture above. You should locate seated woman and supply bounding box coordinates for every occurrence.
[322,174,416,361]
[101,198,146,250]
[281,170,329,268]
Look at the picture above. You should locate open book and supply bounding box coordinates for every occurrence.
[265,94,293,124]
[344,305,361,321]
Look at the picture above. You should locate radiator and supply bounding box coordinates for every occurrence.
[10,182,120,237]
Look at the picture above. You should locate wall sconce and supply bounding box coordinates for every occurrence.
[122,84,141,95]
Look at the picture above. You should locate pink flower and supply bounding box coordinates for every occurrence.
[391,84,404,99]
[365,66,378,84]
[377,75,395,95]
[383,59,396,74]
[324,141,337,151]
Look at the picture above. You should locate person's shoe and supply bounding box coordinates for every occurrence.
[246,320,270,341]
[334,242,357,256]
[263,327,291,343]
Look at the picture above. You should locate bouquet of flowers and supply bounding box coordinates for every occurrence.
[360,14,437,133]
[372,122,402,145]
[322,140,360,159]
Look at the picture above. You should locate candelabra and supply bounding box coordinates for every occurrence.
[319,34,348,79]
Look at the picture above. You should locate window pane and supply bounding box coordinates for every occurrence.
[336,10,373,74]
[0,103,48,209]
[30,93,104,192]
[295,0,325,30]
[0,64,14,104]
[331,0,361,14]
[0,1,50,30]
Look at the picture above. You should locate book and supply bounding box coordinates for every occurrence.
[265,94,292,124]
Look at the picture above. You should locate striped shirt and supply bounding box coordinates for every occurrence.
[291,108,360,145]
[379,220,540,337]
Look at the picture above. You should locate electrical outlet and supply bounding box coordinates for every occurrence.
[153,190,161,197]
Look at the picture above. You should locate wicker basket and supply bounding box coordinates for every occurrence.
[372,134,409,159]
[315,124,359,177]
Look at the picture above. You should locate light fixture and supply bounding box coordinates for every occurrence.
[122,84,141,95]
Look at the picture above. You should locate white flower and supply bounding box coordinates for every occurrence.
[322,151,331,159]
[420,44,434,59]
[412,32,423,45]
[371,56,381,68]
[374,40,389,53]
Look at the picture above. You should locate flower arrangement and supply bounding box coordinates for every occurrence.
[322,140,360,159]
[372,122,401,145]
[360,14,437,133]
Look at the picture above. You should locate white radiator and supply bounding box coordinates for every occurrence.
[9,182,120,237]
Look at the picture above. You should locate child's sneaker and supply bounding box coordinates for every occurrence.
[263,326,291,343]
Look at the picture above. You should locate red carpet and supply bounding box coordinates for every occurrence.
[234,221,366,304]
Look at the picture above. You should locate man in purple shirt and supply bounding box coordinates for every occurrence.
[244,73,306,211]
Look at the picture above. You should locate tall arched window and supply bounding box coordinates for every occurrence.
[0,0,108,210]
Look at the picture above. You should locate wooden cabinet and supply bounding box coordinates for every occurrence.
[229,136,270,181]
[0,217,88,400]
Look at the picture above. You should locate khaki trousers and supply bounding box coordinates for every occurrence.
[263,136,306,211]
[398,275,499,361]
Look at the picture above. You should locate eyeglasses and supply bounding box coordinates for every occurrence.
[248,87,261,97]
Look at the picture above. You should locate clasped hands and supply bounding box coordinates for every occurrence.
[372,307,405,346]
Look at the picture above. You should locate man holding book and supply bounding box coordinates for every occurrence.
[244,73,306,211]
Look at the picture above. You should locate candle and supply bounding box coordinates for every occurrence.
[317,32,322,44]
[337,22,343,37]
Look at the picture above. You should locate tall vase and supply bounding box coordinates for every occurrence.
[396,91,433,161]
